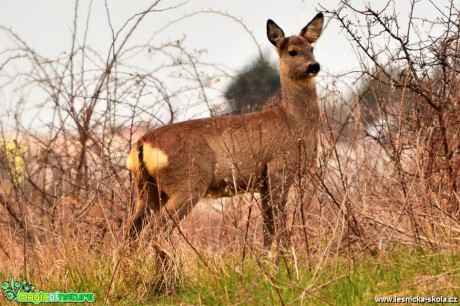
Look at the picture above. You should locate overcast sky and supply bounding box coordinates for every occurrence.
[0,1,350,70]
[0,0,444,128]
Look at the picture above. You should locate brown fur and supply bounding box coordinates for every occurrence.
[126,13,324,247]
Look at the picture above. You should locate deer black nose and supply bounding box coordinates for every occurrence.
[307,62,320,75]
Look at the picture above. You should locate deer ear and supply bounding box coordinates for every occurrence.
[267,19,285,48]
[299,13,324,43]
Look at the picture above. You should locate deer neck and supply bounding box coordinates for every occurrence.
[280,78,320,130]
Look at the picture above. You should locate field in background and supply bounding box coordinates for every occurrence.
[1,0,459,304]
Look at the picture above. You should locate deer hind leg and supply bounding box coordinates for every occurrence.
[137,191,203,242]
[158,191,202,233]
[141,175,210,237]
[125,170,166,240]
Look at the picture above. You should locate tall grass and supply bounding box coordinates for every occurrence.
[1,236,458,305]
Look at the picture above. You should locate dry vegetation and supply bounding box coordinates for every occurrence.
[0,0,459,304]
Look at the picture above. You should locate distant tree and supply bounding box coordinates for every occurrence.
[358,68,395,125]
[224,56,280,114]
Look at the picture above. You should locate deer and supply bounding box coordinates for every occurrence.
[125,13,324,248]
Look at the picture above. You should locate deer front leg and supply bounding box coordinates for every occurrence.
[260,184,275,247]
[260,164,292,249]
[260,166,277,248]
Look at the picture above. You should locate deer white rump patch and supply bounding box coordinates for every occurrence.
[126,148,140,172]
[143,144,168,174]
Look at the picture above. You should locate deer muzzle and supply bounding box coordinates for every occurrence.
[306,62,320,76]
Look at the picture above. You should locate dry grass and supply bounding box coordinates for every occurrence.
[0,96,458,304]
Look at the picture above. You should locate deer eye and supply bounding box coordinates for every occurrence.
[288,50,297,57]
[311,46,314,52]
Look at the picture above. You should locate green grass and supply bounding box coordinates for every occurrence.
[149,248,460,305]
[162,250,459,306]
[1,247,459,305]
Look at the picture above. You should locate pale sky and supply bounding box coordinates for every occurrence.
[0,0,445,129]
[0,1,348,70]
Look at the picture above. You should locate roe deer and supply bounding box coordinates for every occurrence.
[126,13,324,247]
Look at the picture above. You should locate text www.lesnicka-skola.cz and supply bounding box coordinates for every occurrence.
[375,295,458,303]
